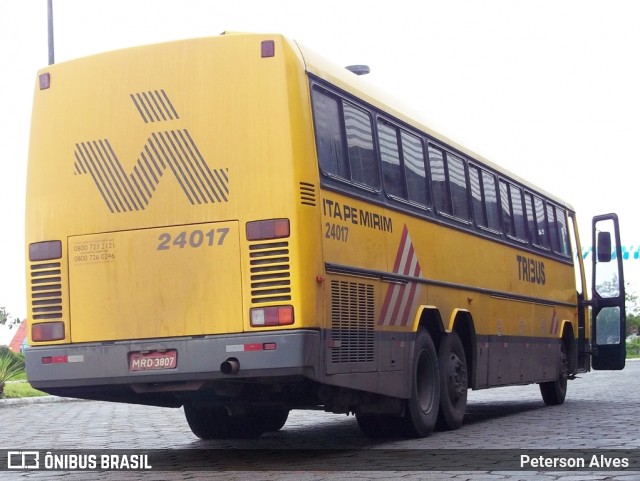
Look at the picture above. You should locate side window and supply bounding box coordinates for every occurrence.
[378,121,403,198]
[547,204,570,255]
[311,87,379,189]
[525,193,536,243]
[532,195,549,248]
[469,166,484,225]
[510,185,526,240]
[428,145,448,213]
[500,180,512,236]
[556,207,570,256]
[547,204,561,252]
[401,131,428,206]
[483,171,501,231]
[311,89,348,178]
[448,153,470,220]
[378,121,428,206]
[500,180,526,241]
[343,103,378,188]
[470,165,501,232]
[428,144,469,220]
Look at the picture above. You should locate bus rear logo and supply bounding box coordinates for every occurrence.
[73,90,229,213]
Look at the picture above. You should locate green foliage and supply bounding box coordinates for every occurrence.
[627,313,640,337]
[626,286,639,316]
[626,337,640,357]
[0,349,24,398]
[0,306,21,329]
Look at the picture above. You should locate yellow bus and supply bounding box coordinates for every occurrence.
[25,32,626,438]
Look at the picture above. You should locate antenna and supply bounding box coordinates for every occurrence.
[47,0,55,65]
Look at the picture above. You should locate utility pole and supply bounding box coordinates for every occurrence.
[47,0,55,65]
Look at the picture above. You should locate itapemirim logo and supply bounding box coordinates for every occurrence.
[73,89,229,213]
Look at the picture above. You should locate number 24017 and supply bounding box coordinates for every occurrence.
[157,228,229,251]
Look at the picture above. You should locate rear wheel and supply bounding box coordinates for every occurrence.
[539,342,568,406]
[257,407,290,432]
[436,331,468,431]
[401,328,440,437]
[184,403,266,439]
[356,413,403,438]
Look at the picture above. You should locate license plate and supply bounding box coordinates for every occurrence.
[129,350,177,371]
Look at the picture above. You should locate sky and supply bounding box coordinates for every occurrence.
[0,0,638,344]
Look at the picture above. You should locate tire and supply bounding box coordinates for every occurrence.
[539,342,568,406]
[401,328,440,437]
[355,413,403,438]
[258,408,289,432]
[436,331,468,431]
[184,403,266,439]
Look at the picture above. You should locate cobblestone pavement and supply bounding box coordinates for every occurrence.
[1,362,639,480]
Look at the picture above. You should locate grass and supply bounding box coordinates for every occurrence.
[11,370,27,381]
[2,380,48,399]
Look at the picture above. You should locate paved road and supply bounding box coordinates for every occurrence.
[2,362,640,480]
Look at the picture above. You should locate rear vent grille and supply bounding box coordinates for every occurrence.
[249,241,291,303]
[299,182,316,206]
[30,262,63,320]
[330,281,375,363]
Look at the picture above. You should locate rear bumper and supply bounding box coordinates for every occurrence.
[25,329,320,389]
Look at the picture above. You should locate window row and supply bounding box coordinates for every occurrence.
[311,85,570,257]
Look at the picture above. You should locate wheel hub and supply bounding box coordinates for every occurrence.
[447,352,467,401]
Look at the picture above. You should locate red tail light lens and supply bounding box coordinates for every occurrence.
[246,219,290,241]
[32,321,65,342]
[250,306,294,327]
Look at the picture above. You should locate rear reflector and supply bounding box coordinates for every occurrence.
[42,355,67,364]
[246,219,290,241]
[29,240,62,261]
[225,342,278,352]
[32,321,65,342]
[250,306,294,327]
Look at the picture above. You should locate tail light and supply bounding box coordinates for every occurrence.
[250,306,294,327]
[246,219,290,241]
[32,321,65,342]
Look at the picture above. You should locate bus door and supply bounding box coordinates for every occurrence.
[590,214,626,370]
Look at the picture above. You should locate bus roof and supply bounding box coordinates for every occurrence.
[292,37,574,212]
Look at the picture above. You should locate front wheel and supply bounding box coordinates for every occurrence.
[539,342,568,406]
[402,328,440,437]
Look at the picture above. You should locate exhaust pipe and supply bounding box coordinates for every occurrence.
[220,358,240,375]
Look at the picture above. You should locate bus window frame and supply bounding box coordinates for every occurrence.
[310,84,382,195]
[499,178,528,245]
[376,116,431,211]
[427,141,473,226]
[469,163,503,237]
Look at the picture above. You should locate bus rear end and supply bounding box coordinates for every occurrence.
[24,33,323,421]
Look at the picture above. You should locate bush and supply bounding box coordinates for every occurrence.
[0,348,24,398]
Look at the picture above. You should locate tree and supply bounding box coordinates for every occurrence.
[0,307,21,330]
[627,313,640,337]
[627,336,640,356]
[626,286,639,316]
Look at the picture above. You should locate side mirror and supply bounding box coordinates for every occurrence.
[597,231,612,262]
